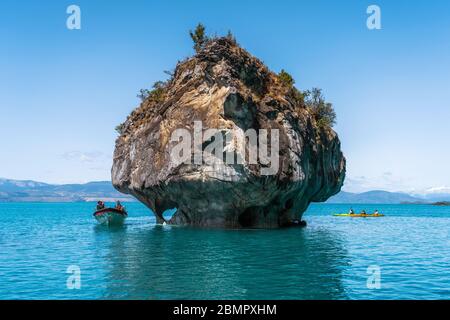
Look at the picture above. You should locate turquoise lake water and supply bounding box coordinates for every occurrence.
[1,202,450,300]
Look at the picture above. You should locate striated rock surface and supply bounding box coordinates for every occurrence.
[112,37,345,228]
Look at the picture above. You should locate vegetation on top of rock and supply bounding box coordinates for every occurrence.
[289,87,305,106]
[136,89,151,102]
[190,24,237,52]
[304,88,337,128]
[137,80,168,103]
[225,30,237,45]
[190,23,209,52]
[278,69,295,87]
[115,123,125,134]
[277,69,336,128]
[117,25,338,137]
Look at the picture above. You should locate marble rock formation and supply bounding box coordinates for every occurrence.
[112,37,345,228]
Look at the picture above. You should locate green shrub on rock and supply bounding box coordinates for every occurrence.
[190,23,208,52]
[278,69,295,87]
[304,88,336,128]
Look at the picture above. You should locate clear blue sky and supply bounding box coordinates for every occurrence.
[1,0,450,193]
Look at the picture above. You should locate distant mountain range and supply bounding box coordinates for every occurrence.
[1,178,449,204]
[414,192,450,202]
[0,178,133,202]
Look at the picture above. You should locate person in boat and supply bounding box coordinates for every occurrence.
[360,210,367,215]
[349,208,355,215]
[96,201,105,211]
[373,209,380,216]
[115,201,124,212]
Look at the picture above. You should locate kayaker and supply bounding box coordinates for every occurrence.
[115,201,124,211]
[360,210,367,215]
[374,209,380,216]
[349,208,355,215]
[96,201,105,210]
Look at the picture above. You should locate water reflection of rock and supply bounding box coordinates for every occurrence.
[100,225,349,299]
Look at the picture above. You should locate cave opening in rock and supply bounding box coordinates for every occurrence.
[238,207,258,228]
[162,208,177,222]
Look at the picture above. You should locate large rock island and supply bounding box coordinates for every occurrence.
[112,35,345,228]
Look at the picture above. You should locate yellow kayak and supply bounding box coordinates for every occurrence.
[333,213,385,217]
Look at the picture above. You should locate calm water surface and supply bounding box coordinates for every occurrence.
[1,202,450,299]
